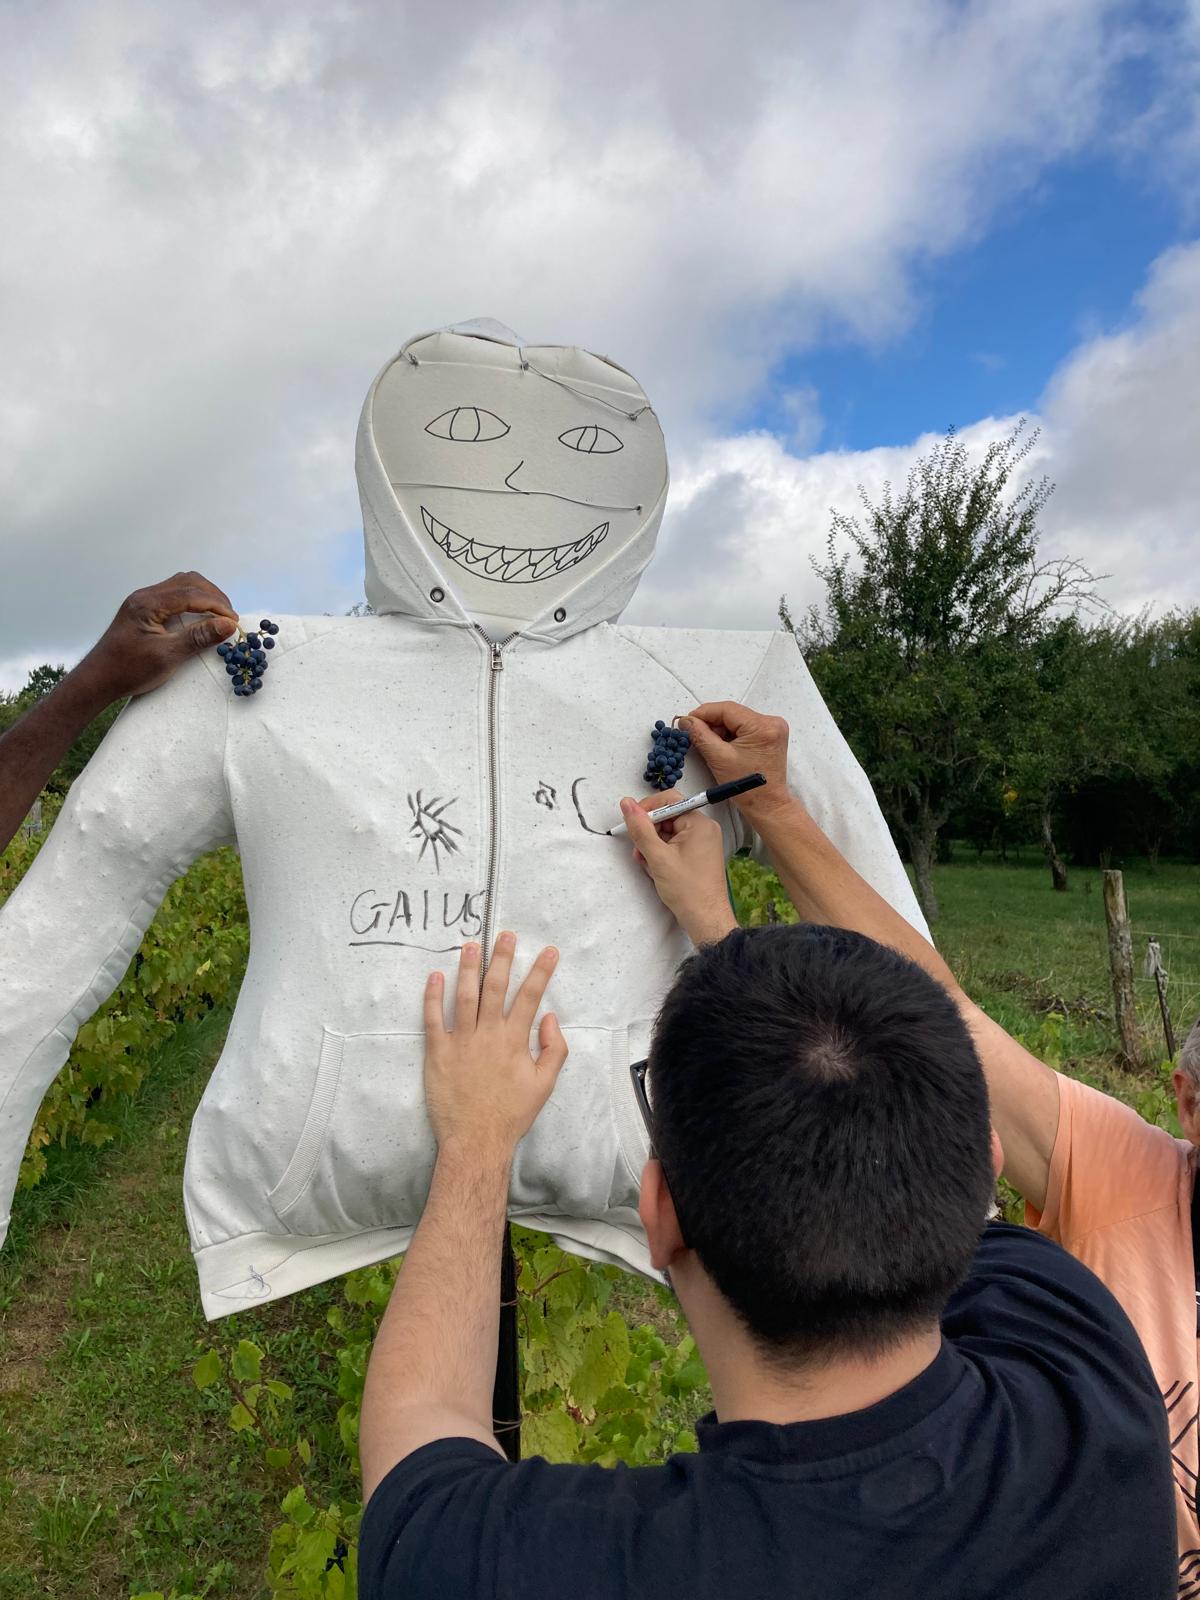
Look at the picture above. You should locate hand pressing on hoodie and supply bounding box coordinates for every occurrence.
[423,932,568,1164]
[0,572,238,854]
[360,932,567,1496]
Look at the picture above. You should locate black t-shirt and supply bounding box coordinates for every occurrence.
[357,1225,1175,1600]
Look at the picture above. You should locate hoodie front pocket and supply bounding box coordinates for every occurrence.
[267,1028,432,1237]
[508,1020,654,1222]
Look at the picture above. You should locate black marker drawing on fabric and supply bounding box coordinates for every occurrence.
[408,792,463,872]
[535,781,557,810]
[420,506,608,585]
[1162,1379,1200,1524]
[350,940,467,952]
[571,777,608,837]
[559,425,623,454]
[349,887,484,950]
[506,457,634,511]
[425,407,510,442]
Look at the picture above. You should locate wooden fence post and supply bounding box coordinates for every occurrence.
[1144,937,1177,1062]
[1103,870,1141,1065]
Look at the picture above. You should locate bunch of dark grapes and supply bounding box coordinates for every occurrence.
[643,719,690,790]
[216,618,280,697]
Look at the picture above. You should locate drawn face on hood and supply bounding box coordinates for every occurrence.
[363,323,668,639]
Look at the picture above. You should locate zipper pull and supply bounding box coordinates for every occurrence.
[491,643,504,673]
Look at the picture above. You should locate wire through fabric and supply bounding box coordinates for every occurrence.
[520,355,655,422]
[403,348,656,424]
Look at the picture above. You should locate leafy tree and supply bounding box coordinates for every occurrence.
[1009,619,1121,891]
[1019,616,1198,883]
[1126,614,1200,866]
[1052,613,1200,869]
[787,422,1096,922]
[0,663,125,798]
[21,663,67,700]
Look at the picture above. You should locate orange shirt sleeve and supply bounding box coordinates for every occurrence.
[1026,1073,1186,1248]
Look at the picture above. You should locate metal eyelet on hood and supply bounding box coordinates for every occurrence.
[554,607,567,622]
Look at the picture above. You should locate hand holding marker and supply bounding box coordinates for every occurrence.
[607,774,767,838]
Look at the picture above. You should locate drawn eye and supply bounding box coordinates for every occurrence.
[425,407,510,442]
[558,425,624,455]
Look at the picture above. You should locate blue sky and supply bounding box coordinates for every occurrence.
[748,154,1185,451]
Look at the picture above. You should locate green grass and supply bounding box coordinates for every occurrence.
[0,1009,357,1600]
[934,852,1198,1099]
[1,856,1197,1597]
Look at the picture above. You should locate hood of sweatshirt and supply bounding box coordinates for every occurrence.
[356,320,669,642]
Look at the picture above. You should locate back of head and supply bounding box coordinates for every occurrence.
[1180,1015,1200,1082]
[649,924,994,1362]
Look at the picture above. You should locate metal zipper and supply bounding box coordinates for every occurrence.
[477,627,519,973]
[475,624,523,1462]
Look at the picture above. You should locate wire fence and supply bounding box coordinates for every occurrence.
[1127,924,1197,1060]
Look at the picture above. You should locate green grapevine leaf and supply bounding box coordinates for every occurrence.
[670,1350,708,1394]
[231,1339,263,1383]
[191,1348,222,1390]
[280,1485,315,1527]
[293,1523,338,1573]
[522,1408,580,1463]
[571,1313,631,1411]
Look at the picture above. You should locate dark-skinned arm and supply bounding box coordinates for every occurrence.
[0,573,237,852]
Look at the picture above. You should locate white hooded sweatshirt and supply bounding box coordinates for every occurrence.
[0,324,928,1320]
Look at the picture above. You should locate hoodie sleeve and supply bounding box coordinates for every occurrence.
[736,632,930,939]
[0,656,234,1245]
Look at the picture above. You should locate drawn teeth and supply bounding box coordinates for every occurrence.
[502,551,534,581]
[419,507,609,585]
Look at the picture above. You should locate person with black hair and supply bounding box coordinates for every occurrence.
[642,920,997,1364]
[668,699,1200,1590]
[356,847,1175,1597]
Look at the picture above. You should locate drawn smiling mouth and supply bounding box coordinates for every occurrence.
[421,506,609,584]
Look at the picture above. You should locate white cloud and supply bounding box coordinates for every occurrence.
[1036,241,1200,610]
[629,239,1200,631]
[1113,0,1200,213]
[0,0,1193,690]
[0,0,1160,676]
[628,424,997,630]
